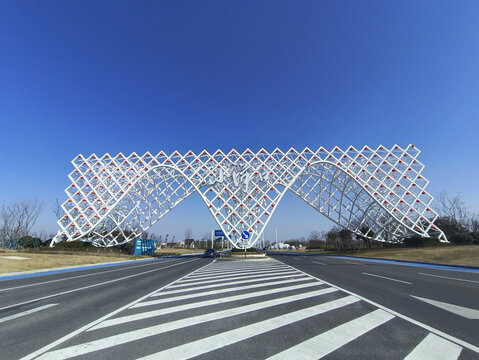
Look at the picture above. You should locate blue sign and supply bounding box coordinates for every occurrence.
[241,231,250,240]
[215,230,225,237]
[133,239,156,256]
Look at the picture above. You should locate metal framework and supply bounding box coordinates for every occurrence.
[52,145,446,248]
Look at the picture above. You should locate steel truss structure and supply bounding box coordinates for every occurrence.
[53,145,446,248]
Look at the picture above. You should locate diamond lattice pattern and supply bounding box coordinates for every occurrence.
[55,145,446,248]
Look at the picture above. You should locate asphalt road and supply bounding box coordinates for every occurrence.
[1,255,478,359]
[273,254,479,350]
[0,257,209,359]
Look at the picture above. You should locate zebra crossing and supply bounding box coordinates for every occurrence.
[31,258,475,359]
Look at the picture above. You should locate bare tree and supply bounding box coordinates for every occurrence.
[0,200,43,247]
[52,199,64,220]
[184,227,193,240]
[437,192,469,226]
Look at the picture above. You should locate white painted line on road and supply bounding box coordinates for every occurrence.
[266,309,394,360]
[134,277,316,308]
[404,333,462,360]
[0,303,57,324]
[313,261,327,266]
[362,272,412,284]
[345,261,362,265]
[155,273,305,296]
[137,295,361,360]
[274,258,479,355]
[188,265,287,278]
[178,267,295,282]
[92,281,328,330]
[0,258,177,293]
[192,263,284,273]
[192,262,286,272]
[411,296,479,320]
[20,258,210,360]
[170,269,298,288]
[35,288,343,360]
[0,259,198,312]
[419,272,479,284]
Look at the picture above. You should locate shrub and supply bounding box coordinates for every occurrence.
[403,236,441,247]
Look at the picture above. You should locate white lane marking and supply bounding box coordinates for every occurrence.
[0,259,176,292]
[134,277,315,308]
[0,303,57,324]
[91,281,327,330]
[192,263,285,271]
[274,258,479,355]
[155,273,305,296]
[267,309,394,360]
[345,261,362,265]
[411,296,479,320]
[313,261,327,266]
[36,288,342,360]
[20,259,211,360]
[191,262,280,271]
[178,267,294,282]
[187,265,288,278]
[404,333,462,360]
[419,272,479,284]
[138,295,361,360]
[0,259,198,312]
[362,272,412,284]
[169,270,299,288]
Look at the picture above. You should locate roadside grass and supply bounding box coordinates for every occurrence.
[0,247,200,275]
[0,249,146,274]
[274,245,479,267]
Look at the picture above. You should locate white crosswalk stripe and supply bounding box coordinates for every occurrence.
[169,269,298,288]
[32,258,470,360]
[266,309,395,359]
[404,333,463,360]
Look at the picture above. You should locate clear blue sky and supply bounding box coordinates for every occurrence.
[1,1,478,242]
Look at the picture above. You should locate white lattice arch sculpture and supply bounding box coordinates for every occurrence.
[53,145,447,248]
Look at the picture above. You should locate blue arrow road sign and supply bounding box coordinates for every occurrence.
[241,231,250,240]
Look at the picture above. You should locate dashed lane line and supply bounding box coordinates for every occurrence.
[0,303,58,324]
[362,272,412,285]
[419,272,479,284]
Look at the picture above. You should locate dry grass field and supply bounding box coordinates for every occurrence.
[280,245,479,267]
[0,247,206,275]
[345,245,479,266]
[0,249,144,274]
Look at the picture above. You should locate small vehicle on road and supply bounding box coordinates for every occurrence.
[204,248,219,258]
